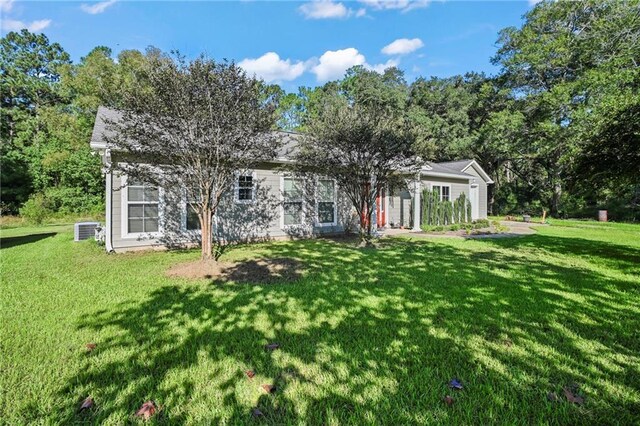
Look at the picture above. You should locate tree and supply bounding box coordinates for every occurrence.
[493,0,640,216]
[295,67,416,242]
[0,30,71,212]
[105,52,280,260]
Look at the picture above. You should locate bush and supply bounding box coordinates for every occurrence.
[473,219,490,229]
[19,193,53,225]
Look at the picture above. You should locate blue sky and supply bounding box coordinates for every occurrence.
[1,1,537,91]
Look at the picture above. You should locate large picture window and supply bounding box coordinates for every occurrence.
[283,177,303,226]
[126,179,159,234]
[317,179,336,225]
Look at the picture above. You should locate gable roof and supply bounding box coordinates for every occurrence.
[421,162,477,180]
[90,107,491,183]
[90,106,303,159]
[438,159,494,184]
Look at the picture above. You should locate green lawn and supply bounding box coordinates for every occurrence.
[1,221,639,424]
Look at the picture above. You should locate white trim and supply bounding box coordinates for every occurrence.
[412,175,421,231]
[105,169,114,252]
[280,175,305,229]
[234,170,257,204]
[430,183,452,202]
[315,178,337,227]
[120,175,163,239]
[470,183,480,220]
[421,171,473,180]
[461,160,494,184]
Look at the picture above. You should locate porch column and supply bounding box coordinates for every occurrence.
[412,174,421,231]
[370,174,377,230]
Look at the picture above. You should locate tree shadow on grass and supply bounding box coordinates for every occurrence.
[0,232,57,249]
[52,234,640,424]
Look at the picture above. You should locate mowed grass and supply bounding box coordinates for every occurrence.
[1,221,639,424]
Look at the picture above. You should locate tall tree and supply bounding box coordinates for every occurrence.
[0,30,71,213]
[493,0,640,216]
[105,52,281,260]
[295,66,416,242]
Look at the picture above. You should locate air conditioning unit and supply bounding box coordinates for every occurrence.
[74,222,101,242]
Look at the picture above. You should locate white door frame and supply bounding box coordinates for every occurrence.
[470,184,480,220]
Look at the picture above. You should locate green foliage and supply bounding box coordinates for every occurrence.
[18,193,52,225]
[421,190,473,228]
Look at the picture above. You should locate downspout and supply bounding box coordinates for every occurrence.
[103,149,114,253]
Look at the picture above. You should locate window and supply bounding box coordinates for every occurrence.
[432,185,450,202]
[283,177,303,226]
[317,179,336,225]
[126,179,159,234]
[236,173,254,202]
[185,190,201,231]
[442,186,450,202]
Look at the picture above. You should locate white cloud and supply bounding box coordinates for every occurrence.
[1,18,51,32]
[528,0,542,5]
[299,1,350,19]
[355,8,367,17]
[311,47,399,82]
[381,38,423,55]
[0,0,15,13]
[80,0,117,15]
[239,52,306,83]
[359,0,430,13]
[369,58,400,73]
[311,48,366,81]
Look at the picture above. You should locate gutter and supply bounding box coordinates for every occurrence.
[421,171,473,180]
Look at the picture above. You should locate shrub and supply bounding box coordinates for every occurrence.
[19,193,53,225]
[473,219,490,229]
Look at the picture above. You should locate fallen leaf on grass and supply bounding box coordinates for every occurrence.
[252,407,264,417]
[79,397,94,411]
[135,401,157,420]
[443,395,454,406]
[547,392,559,402]
[563,387,584,405]
[85,343,97,352]
[261,384,276,394]
[449,378,463,390]
[265,343,280,351]
[246,370,256,379]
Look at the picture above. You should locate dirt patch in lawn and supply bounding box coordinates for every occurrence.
[166,258,304,284]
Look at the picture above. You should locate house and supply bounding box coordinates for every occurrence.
[90,107,493,252]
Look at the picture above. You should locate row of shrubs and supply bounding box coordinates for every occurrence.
[421,189,473,226]
[18,188,104,225]
[421,218,491,233]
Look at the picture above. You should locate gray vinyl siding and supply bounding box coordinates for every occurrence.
[461,165,488,218]
[387,186,412,228]
[109,163,352,252]
[421,176,470,202]
[386,176,471,227]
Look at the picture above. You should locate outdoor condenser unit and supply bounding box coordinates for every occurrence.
[74,222,101,242]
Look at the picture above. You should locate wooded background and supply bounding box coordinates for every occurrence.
[2,0,638,222]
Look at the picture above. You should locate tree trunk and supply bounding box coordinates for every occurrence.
[550,168,562,217]
[200,208,213,260]
[551,181,562,217]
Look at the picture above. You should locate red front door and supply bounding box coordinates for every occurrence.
[376,188,386,228]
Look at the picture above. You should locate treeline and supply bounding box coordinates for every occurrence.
[1,0,639,221]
